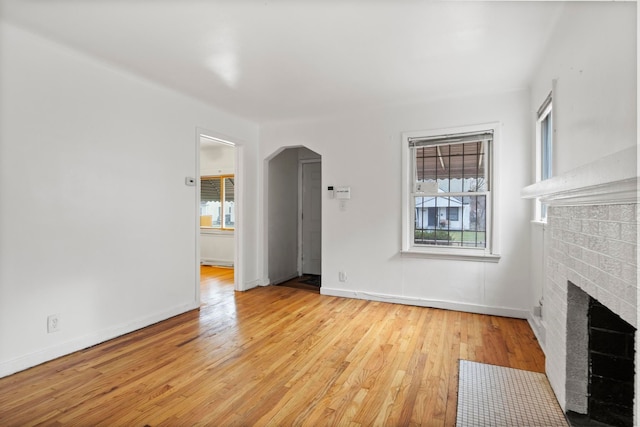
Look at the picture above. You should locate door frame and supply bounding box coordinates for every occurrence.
[298,159,321,275]
[196,127,243,294]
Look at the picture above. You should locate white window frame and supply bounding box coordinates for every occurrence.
[535,93,553,222]
[200,174,235,231]
[401,122,501,262]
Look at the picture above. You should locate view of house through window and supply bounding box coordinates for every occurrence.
[200,175,235,230]
[411,131,492,249]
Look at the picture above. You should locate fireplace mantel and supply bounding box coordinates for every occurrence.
[521,146,638,206]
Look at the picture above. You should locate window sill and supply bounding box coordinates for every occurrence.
[200,227,235,235]
[401,248,501,263]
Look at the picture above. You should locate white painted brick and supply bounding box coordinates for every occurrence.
[621,241,635,264]
[599,221,621,239]
[582,280,597,299]
[558,263,568,279]
[576,206,590,220]
[582,249,599,267]
[572,260,585,277]
[588,235,607,253]
[563,231,576,244]
[588,266,604,286]
[620,263,637,285]
[608,277,629,299]
[568,244,582,260]
[592,205,610,221]
[620,222,637,244]
[567,269,580,286]
[622,281,637,303]
[568,218,582,232]
[618,204,636,223]
[600,256,622,279]
[607,240,634,264]
[556,207,570,218]
[574,232,587,248]
[565,256,576,270]
[595,287,620,315]
[582,220,599,236]
[558,241,568,254]
[609,205,623,221]
[618,301,638,328]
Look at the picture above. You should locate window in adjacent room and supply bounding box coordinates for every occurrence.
[536,93,553,221]
[402,123,500,260]
[200,175,235,230]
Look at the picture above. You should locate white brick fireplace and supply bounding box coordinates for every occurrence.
[522,146,638,425]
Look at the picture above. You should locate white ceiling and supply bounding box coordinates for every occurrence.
[1,1,565,124]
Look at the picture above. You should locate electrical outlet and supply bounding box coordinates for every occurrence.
[339,271,347,282]
[47,314,60,333]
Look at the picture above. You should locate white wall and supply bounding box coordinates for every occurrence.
[527,1,637,345]
[200,142,235,266]
[531,2,636,176]
[0,22,259,377]
[200,143,235,176]
[261,89,532,317]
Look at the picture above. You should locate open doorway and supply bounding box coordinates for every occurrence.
[300,160,321,276]
[197,131,239,295]
[266,146,321,289]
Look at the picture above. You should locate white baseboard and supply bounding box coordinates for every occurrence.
[320,287,529,319]
[200,259,234,267]
[242,278,269,290]
[268,273,299,286]
[527,311,547,353]
[0,301,199,379]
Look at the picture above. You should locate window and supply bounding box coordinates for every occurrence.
[447,207,459,221]
[200,175,235,230]
[402,123,500,260]
[536,93,553,221]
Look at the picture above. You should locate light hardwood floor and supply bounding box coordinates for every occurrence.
[0,266,545,426]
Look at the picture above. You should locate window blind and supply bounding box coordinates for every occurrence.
[408,130,493,148]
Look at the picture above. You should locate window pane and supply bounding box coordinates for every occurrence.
[201,178,222,227]
[541,113,552,180]
[415,147,438,186]
[224,177,235,229]
[414,195,486,248]
[447,207,459,221]
[539,106,552,221]
[460,195,486,248]
[414,141,488,193]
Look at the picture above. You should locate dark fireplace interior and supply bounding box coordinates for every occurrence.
[587,298,636,427]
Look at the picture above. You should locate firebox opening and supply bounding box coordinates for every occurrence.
[587,298,636,427]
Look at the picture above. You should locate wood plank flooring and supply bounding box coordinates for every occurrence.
[0,266,545,426]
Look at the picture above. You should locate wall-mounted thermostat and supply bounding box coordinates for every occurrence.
[335,186,351,199]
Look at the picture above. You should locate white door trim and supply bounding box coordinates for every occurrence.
[196,127,243,292]
[298,159,321,275]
